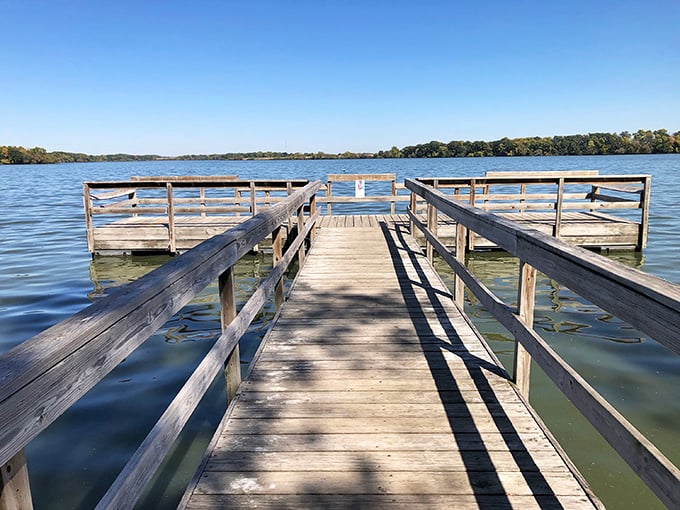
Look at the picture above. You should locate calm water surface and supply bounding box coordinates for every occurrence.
[1,155,678,508]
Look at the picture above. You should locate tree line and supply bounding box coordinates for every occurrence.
[2,129,679,165]
[379,129,680,158]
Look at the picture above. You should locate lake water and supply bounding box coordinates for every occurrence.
[1,155,678,508]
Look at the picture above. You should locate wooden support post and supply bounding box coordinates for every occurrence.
[519,183,526,214]
[235,189,242,217]
[468,179,476,250]
[249,181,257,217]
[553,177,564,238]
[639,176,651,250]
[454,222,467,308]
[326,179,332,216]
[426,203,437,264]
[0,449,33,510]
[309,194,317,242]
[390,178,397,215]
[513,261,536,398]
[250,182,259,252]
[590,185,599,213]
[83,183,94,255]
[296,205,306,268]
[287,182,294,231]
[166,183,176,253]
[199,187,206,218]
[129,189,138,217]
[219,266,240,403]
[272,226,284,308]
[409,192,417,235]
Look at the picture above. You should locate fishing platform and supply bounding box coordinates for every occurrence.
[83,170,651,255]
[1,171,678,509]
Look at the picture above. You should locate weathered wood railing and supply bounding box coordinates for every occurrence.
[83,178,309,253]
[319,173,409,215]
[0,181,322,510]
[406,178,679,509]
[415,172,651,249]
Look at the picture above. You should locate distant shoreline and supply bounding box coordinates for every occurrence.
[2,129,678,165]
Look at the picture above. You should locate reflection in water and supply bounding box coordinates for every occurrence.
[444,249,647,348]
[88,251,290,352]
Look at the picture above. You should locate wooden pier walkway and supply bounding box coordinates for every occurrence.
[181,222,598,508]
[4,177,677,510]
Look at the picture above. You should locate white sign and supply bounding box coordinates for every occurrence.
[355,179,365,198]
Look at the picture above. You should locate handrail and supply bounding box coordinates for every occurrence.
[0,181,322,508]
[405,178,680,509]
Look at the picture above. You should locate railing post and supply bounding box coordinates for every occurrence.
[468,179,476,250]
[590,184,599,213]
[409,191,417,235]
[426,202,437,264]
[235,189,242,217]
[639,176,651,250]
[128,189,138,218]
[83,183,94,255]
[249,181,257,217]
[326,178,332,216]
[0,449,33,510]
[513,260,536,398]
[287,181,294,232]
[272,226,284,308]
[166,183,176,253]
[296,205,306,268]
[309,194,317,242]
[553,177,564,238]
[390,177,397,215]
[199,187,206,218]
[219,266,240,403]
[454,222,467,308]
[519,183,526,214]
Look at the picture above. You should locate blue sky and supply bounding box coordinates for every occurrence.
[1,0,678,155]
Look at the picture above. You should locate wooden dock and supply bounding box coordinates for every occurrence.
[3,177,677,510]
[180,222,598,508]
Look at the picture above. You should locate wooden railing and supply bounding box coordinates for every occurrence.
[415,172,651,249]
[406,178,679,509]
[319,173,410,215]
[83,178,309,253]
[0,181,322,510]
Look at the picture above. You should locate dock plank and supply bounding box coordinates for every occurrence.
[181,223,598,509]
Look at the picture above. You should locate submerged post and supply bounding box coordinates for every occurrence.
[219,266,240,403]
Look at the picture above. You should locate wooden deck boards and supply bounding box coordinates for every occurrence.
[182,223,597,509]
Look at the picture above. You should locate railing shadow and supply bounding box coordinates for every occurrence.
[380,220,564,509]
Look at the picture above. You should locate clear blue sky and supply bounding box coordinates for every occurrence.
[1,0,678,155]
